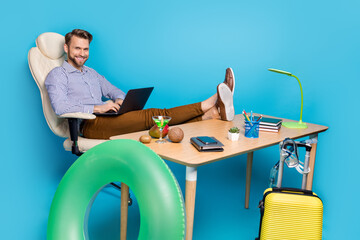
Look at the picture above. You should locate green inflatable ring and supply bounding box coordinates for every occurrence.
[47,139,185,239]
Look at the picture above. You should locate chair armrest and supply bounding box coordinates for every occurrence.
[59,112,96,120]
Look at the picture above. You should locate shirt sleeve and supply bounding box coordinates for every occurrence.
[96,72,126,101]
[45,68,94,115]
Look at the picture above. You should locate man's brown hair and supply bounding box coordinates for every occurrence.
[65,29,93,45]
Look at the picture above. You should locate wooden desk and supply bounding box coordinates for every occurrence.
[111,114,328,240]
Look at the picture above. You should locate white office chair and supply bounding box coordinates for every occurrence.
[28,32,107,155]
[28,32,132,196]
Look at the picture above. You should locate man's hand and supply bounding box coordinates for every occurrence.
[93,101,120,113]
[115,98,124,106]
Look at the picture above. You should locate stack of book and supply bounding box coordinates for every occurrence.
[249,116,283,133]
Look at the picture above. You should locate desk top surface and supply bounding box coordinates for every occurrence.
[110,115,328,167]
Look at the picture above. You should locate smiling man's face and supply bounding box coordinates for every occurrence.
[64,36,89,71]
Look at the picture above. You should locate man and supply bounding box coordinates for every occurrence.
[45,29,235,139]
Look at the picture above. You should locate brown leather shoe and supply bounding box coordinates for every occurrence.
[224,68,235,95]
[217,83,234,121]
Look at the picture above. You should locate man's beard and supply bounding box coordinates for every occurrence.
[68,52,88,69]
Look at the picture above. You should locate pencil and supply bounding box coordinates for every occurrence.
[243,110,251,122]
[256,115,263,122]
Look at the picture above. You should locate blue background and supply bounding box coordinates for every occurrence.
[1,0,359,239]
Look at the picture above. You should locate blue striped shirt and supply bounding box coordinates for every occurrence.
[45,61,125,115]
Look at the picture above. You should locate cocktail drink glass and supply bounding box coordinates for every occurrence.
[152,116,171,144]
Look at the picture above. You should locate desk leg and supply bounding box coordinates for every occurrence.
[185,166,197,240]
[120,183,129,240]
[245,151,254,209]
[306,134,318,190]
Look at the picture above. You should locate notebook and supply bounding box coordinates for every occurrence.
[94,87,154,116]
[190,136,224,152]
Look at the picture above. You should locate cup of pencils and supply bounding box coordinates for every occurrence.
[243,110,261,138]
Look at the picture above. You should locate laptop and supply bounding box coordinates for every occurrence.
[94,87,154,116]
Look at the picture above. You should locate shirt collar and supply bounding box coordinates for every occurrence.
[62,61,88,73]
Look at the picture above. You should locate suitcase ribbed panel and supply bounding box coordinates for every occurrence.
[260,191,323,240]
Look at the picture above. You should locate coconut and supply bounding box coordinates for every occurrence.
[168,127,184,143]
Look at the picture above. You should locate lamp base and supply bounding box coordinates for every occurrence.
[282,121,308,129]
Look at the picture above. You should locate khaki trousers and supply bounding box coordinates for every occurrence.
[82,102,203,139]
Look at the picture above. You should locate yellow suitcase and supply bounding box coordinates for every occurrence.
[256,187,323,240]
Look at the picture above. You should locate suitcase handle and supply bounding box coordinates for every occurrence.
[272,187,313,196]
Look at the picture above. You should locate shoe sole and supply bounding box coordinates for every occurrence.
[229,67,235,95]
[217,83,234,121]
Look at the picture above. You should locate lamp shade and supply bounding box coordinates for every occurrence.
[268,68,292,76]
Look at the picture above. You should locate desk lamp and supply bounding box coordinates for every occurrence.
[268,68,308,129]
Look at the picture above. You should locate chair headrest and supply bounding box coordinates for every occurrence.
[36,32,65,60]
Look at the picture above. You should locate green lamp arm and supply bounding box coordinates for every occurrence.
[290,74,304,123]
